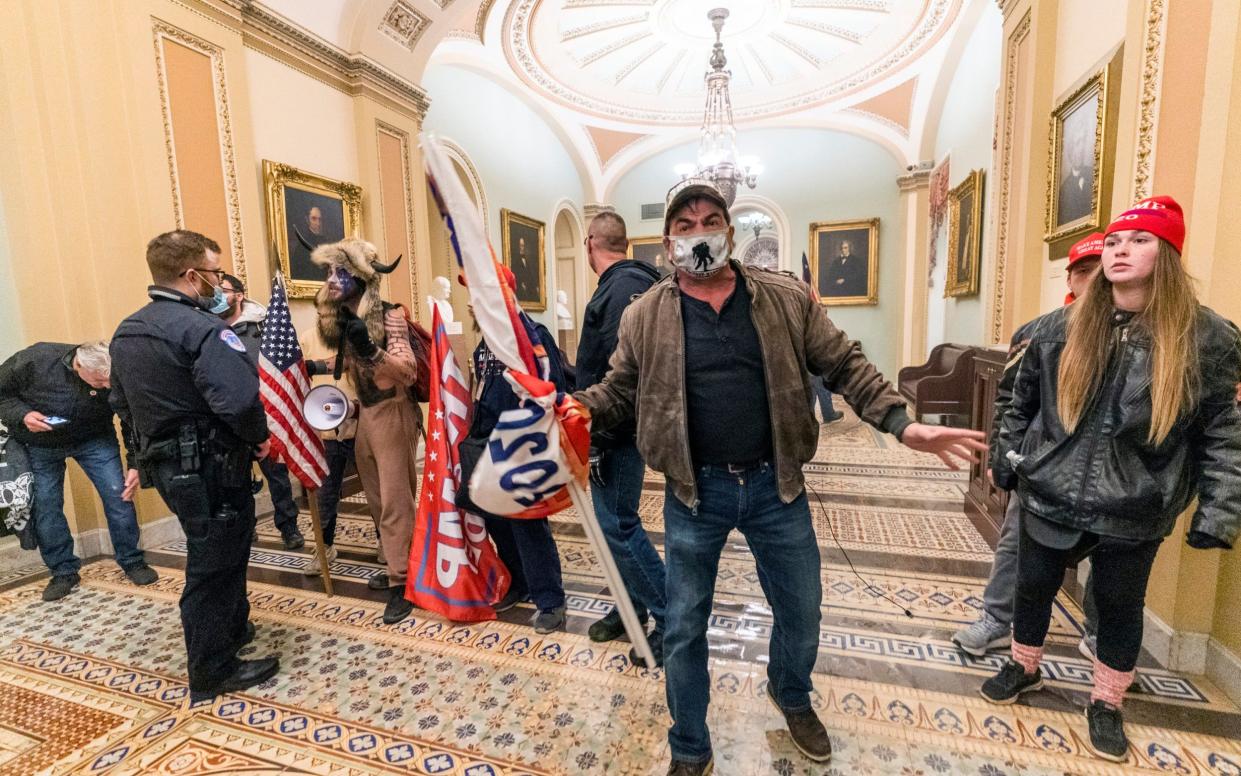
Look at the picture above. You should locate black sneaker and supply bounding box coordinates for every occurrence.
[281,530,306,551]
[1085,700,1129,762]
[383,587,413,624]
[588,607,649,643]
[666,757,713,775]
[493,587,527,613]
[367,572,390,591]
[765,683,831,762]
[123,563,159,586]
[42,574,81,602]
[532,606,565,634]
[980,660,1043,704]
[629,629,664,668]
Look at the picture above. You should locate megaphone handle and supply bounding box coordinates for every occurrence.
[333,329,346,381]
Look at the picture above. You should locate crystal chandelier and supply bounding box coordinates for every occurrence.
[736,212,773,241]
[675,8,760,207]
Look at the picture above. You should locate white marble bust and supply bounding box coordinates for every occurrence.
[427,275,462,334]
[555,290,573,330]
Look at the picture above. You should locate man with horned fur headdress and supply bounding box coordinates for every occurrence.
[312,238,426,624]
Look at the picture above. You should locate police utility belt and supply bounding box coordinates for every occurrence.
[137,421,250,488]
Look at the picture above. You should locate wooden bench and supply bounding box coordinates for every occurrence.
[898,343,975,424]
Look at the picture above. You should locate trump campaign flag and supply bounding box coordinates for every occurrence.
[406,307,510,621]
[420,132,655,664]
[421,134,589,520]
[259,274,328,489]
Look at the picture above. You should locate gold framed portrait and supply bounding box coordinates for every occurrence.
[1045,60,1117,247]
[945,169,985,298]
[626,235,671,276]
[500,209,546,312]
[810,218,879,306]
[262,160,362,299]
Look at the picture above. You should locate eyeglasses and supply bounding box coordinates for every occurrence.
[184,267,226,283]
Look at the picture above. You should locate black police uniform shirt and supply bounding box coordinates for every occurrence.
[680,273,774,466]
[109,287,268,454]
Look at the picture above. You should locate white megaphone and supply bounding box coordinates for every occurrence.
[302,385,357,431]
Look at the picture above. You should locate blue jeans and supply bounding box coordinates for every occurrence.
[258,457,300,536]
[590,442,666,630]
[813,379,837,420]
[28,436,144,576]
[663,463,822,764]
[485,516,565,611]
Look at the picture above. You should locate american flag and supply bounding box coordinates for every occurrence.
[258,274,328,488]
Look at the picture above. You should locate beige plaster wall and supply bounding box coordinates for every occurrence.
[1051,0,1127,97]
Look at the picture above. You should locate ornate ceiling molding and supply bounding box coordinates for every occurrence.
[185,0,431,123]
[503,0,961,126]
[379,1,432,52]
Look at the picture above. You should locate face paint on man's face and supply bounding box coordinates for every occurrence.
[326,266,360,302]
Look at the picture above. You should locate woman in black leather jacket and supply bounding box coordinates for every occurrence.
[980,196,1241,762]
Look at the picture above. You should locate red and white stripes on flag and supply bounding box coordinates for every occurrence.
[258,274,329,489]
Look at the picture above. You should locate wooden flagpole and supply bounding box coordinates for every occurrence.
[306,491,334,597]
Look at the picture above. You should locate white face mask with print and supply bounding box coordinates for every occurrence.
[671,230,731,278]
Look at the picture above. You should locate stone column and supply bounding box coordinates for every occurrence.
[895,163,932,368]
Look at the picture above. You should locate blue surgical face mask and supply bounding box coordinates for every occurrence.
[204,285,229,315]
[192,271,230,314]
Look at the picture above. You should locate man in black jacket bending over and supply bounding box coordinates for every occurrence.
[575,211,666,664]
[0,340,159,601]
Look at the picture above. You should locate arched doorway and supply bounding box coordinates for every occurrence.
[551,205,585,359]
[423,142,486,354]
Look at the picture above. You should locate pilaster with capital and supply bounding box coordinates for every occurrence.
[895,163,933,368]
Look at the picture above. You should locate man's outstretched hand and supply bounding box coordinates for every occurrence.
[898,423,989,470]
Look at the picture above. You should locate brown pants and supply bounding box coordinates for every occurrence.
[355,395,420,586]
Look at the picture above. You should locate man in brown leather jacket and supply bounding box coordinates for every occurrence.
[575,178,986,774]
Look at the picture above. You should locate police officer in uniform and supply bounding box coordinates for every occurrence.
[110,230,279,703]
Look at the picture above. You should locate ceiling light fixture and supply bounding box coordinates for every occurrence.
[676,8,760,207]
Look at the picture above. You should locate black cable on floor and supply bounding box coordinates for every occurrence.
[806,481,914,618]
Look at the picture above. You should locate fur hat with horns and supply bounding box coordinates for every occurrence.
[309,236,403,350]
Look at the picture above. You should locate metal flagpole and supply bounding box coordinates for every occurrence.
[306,491,334,597]
[566,479,655,669]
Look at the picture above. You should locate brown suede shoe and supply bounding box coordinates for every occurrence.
[666,757,713,775]
[766,683,832,762]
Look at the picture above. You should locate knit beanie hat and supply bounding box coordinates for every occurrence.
[1105,195,1185,254]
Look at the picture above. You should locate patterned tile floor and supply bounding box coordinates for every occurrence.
[3,404,1239,774]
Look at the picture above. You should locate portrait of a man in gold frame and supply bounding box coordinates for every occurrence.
[501,208,547,312]
[1045,60,1118,249]
[810,218,880,306]
[945,169,985,298]
[262,159,363,299]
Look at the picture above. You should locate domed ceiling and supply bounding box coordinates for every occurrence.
[503,0,960,125]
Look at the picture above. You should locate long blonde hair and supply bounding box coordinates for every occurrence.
[1056,240,1200,445]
